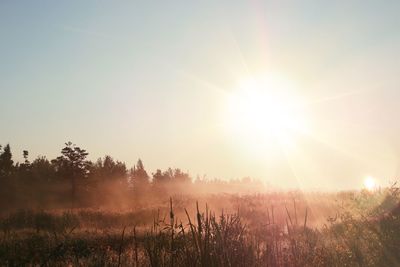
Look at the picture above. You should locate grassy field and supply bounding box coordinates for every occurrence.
[1,186,400,266]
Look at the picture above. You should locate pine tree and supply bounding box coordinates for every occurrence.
[0,144,14,178]
[52,142,91,206]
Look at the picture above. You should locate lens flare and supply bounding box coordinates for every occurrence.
[363,176,376,191]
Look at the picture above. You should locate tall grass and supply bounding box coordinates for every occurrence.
[1,187,400,266]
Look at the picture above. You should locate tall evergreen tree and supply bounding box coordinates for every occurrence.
[0,144,14,178]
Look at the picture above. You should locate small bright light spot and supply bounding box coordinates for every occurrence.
[364,176,377,191]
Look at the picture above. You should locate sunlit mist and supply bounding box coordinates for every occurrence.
[2,1,400,266]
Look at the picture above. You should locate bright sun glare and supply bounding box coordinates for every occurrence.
[363,176,377,191]
[224,74,308,152]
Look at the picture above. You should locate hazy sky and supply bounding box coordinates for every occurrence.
[1,1,400,190]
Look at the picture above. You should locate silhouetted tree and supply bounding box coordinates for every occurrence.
[152,169,172,195]
[19,150,31,173]
[31,156,56,182]
[0,144,15,208]
[0,141,264,210]
[0,144,13,178]
[23,150,29,164]
[151,168,192,194]
[172,168,191,184]
[131,159,149,192]
[52,142,91,206]
[91,155,127,183]
[152,169,171,184]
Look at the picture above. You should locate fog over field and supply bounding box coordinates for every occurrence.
[2,1,400,266]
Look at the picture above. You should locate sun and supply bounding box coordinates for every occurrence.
[223,73,308,152]
[363,176,377,191]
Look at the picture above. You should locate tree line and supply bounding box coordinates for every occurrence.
[0,142,263,211]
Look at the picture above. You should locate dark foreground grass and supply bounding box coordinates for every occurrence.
[1,188,400,266]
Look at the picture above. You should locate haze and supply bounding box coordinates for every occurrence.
[1,1,400,190]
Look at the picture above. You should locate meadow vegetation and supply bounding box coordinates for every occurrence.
[1,143,400,266]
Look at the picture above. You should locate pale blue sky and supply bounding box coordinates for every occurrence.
[1,1,400,189]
